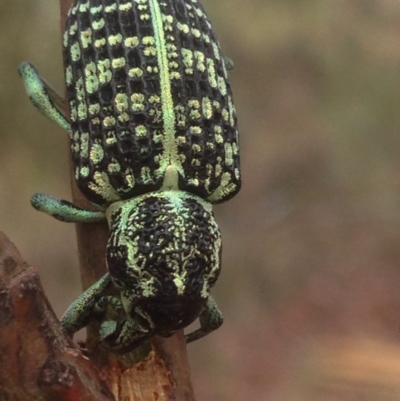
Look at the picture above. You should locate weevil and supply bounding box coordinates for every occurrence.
[19,0,240,352]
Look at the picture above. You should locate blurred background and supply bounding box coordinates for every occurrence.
[2,0,400,399]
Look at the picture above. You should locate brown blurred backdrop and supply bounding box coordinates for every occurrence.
[2,0,400,399]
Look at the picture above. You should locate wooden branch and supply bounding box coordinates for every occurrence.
[0,232,114,401]
[59,1,197,400]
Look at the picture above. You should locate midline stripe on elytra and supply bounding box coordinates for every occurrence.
[148,0,182,176]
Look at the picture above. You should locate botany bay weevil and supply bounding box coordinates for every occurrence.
[19,0,240,352]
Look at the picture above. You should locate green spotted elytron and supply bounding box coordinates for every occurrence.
[20,0,240,352]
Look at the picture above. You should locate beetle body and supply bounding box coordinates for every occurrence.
[20,0,240,351]
[64,0,240,206]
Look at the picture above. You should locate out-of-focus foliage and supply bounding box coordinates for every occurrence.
[2,0,400,399]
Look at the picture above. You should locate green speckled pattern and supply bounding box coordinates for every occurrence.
[106,190,221,302]
[64,0,241,206]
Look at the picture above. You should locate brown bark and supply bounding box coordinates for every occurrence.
[0,232,114,401]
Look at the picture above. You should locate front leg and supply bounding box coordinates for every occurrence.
[19,62,71,133]
[31,193,105,223]
[185,296,223,343]
[94,296,151,352]
[61,273,112,337]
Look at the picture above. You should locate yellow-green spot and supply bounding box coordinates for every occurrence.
[92,18,105,30]
[89,172,120,202]
[65,65,73,85]
[80,166,90,178]
[143,36,155,45]
[70,42,81,62]
[78,102,88,121]
[232,142,238,155]
[119,2,133,11]
[80,132,90,158]
[149,95,160,104]
[202,33,210,44]
[146,66,158,73]
[108,33,123,46]
[105,3,117,12]
[98,59,112,83]
[195,6,203,17]
[95,38,106,48]
[182,48,193,68]
[128,68,143,78]
[215,128,223,144]
[195,51,206,72]
[124,167,135,191]
[141,167,152,184]
[90,143,104,164]
[177,22,189,34]
[191,28,201,38]
[131,93,145,112]
[106,131,117,145]
[170,71,180,80]
[69,21,78,35]
[118,113,130,122]
[190,126,202,135]
[215,164,222,177]
[190,110,201,120]
[79,1,89,12]
[115,93,129,112]
[212,42,221,60]
[144,47,157,57]
[80,28,92,49]
[218,76,227,96]
[103,116,116,127]
[71,3,79,15]
[108,160,121,173]
[167,43,177,52]
[192,144,202,153]
[153,131,163,144]
[207,58,217,88]
[69,100,77,122]
[224,143,233,166]
[135,125,148,137]
[84,62,99,94]
[124,37,139,47]
[163,14,173,23]
[202,97,212,119]
[208,172,236,202]
[89,103,100,115]
[188,100,200,109]
[112,57,126,69]
[188,178,199,186]
[90,5,103,14]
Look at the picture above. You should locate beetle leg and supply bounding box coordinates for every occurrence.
[61,273,112,337]
[31,193,106,223]
[185,296,223,343]
[19,62,71,133]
